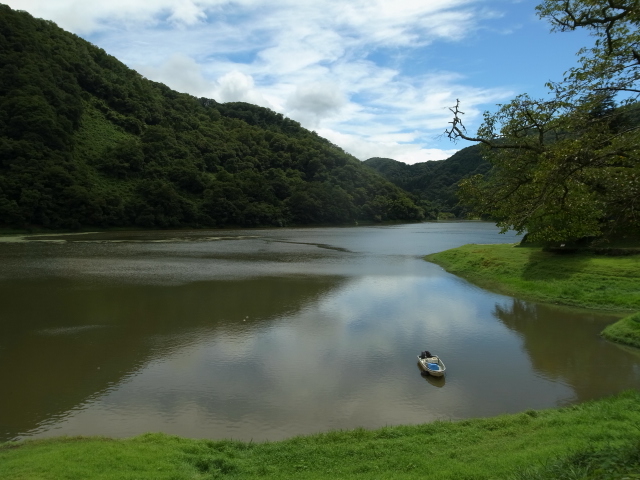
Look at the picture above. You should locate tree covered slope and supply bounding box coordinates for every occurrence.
[363,145,489,217]
[0,5,424,230]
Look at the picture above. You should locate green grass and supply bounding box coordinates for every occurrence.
[602,312,640,349]
[510,440,640,480]
[425,244,640,312]
[73,100,132,158]
[2,391,640,480]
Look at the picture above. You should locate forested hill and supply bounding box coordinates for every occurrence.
[364,145,489,218]
[0,5,424,230]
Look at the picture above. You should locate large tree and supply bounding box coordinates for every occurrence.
[446,0,640,243]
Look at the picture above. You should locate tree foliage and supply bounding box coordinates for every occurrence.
[0,5,424,230]
[446,0,640,243]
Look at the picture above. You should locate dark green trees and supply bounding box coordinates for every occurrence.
[363,145,489,219]
[0,5,423,230]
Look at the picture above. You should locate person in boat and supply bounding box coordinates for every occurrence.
[419,350,432,359]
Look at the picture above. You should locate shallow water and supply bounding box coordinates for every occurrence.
[0,222,636,442]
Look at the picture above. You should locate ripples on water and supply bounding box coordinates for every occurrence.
[0,223,637,442]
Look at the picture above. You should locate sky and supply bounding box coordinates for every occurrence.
[7,0,593,164]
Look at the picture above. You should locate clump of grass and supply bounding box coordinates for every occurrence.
[602,312,640,349]
[509,439,640,480]
[2,392,640,479]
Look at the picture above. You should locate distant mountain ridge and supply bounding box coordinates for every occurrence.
[364,145,489,218]
[0,4,424,230]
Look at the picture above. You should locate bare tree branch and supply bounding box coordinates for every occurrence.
[444,100,545,151]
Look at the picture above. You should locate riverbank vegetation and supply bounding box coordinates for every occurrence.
[426,244,640,312]
[602,312,640,349]
[1,391,639,480]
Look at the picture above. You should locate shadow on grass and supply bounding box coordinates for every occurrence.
[519,248,591,281]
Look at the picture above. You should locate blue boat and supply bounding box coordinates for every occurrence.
[417,351,446,377]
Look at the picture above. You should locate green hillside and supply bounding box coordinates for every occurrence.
[364,145,489,218]
[0,5,424,230]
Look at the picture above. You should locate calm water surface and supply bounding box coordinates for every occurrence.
[0,222,637,442]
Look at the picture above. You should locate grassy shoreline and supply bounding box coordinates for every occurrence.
[425,243,640,349]
[2,391,640,479]
[602,312,640,349]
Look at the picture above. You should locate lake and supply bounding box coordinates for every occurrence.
[0,222,638,443]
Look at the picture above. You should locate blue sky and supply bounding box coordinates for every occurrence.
[9,0,593,164]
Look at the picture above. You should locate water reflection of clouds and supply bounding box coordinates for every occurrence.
[323,275,506,343]
[7,226,634,446]
[32,273,552,441]
[12,225,615,443]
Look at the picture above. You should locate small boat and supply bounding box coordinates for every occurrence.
[417,351,446,377]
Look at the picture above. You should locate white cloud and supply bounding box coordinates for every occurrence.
[12,0,230,32]
[167,0,208,26]
[317,128,458,163]
[136,54,212,96]
[286,83,347,128]
[213,70,272,106]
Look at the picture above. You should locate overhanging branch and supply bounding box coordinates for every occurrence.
[444,100,545,152]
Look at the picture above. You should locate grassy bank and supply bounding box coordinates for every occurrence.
[602,312,640,349]
[425,243,640,348]
[1,391,640,480]
[425,244,640,311]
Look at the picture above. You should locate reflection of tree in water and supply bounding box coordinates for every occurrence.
[0,276,346,442]
[494,299,640,404]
